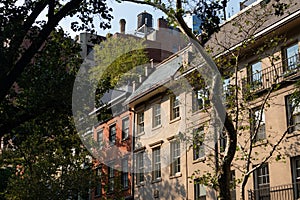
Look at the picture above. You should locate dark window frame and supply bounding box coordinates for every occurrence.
[122,117,129,140]
[109,124,116,145]
[121,157,129,189]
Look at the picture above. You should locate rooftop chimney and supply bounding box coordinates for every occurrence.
[158,17,168,30]
[119,19,126,34]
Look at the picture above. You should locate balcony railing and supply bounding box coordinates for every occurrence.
[242,53,300,94]
[248,182,300,200]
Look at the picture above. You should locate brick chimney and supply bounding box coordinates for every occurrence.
[158,17,168,30]
[119,19,126,34]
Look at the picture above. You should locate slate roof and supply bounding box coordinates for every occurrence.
[99,89,127,105]
[127,54,183,103]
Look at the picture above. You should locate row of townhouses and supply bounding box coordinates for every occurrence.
[80,0,300,199]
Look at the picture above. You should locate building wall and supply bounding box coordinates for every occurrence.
[133,90,188,200]
[92,110,133,199]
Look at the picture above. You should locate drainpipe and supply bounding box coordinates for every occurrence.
[185,92,189,199]
[131,108,136,199]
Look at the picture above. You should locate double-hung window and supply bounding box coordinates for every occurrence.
[137,112,144,134]
[170,141,180,175]
[249,61,262,90]
[284,43,299,71]
[291,156,300,199]
[251,107,266,141]
[109,124,116,145]
[286,95,300,133]
[171,95,180,120]
[152,147,161,180]
[194,179,206,200]
[192,88,210,112]
[95,166,102,197]
[193,127,205,160]
[121,157,129,189]
[153,104,161,127]
[97,129,103,149]
[253,163,270,200]
[122,117,129,140]
[108,163,114,193]
[136,152,144,184]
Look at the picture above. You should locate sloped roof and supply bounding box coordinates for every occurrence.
[206,0,300,57]
[100,89,127,105]
[127,55,183,103]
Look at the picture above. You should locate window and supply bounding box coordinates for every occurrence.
[251,107,266,141]
[108,163,114,193]
[253,163,270,200]
[223,77,234,102]
[109,124,116,145]
[286,95,300,133]
[136,152,144,184]
[291,156,300,199]
[152,147,161,180]
[284,43,299,71]
[170,141,180,175]
[194,179,206,200]
[95,167,102,197]
[153,104,161,127]
[121,157,129,189]
[193,127,205,160]
[97,129,103,149]
[171,95,180,119]
[122,117,129,140]
[249,61,262,90]
[192,89,210,112]
[137,112,144,134]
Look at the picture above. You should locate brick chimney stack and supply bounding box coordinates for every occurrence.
[119,19,126,34]
[157,17,168,30]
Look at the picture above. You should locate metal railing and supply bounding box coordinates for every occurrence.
[242,53,300,93]
[248,182,300,200]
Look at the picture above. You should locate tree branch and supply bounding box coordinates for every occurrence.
[0,0,83,103]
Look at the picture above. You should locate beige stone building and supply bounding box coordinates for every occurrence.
[126,0,300,199]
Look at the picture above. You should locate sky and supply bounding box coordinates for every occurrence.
[59,0,242,38]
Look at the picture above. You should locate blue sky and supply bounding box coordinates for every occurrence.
[60,0,241,38]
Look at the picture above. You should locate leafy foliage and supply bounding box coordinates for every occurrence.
[91,36,149,106]
[0,0,112,107]
[0,30,98,199]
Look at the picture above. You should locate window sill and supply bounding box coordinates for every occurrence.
[170,117,181,124]
[193,157,206,164]
[122,137,129,142]
[152,124,162,131]
[136,131,145,137]
[151,178,162,184]
[170,172,182,179]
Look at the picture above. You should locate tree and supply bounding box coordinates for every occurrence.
[91,35,149,102]
[117,0,291,199]
[0,0,113,109]
[0,29,98,199]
